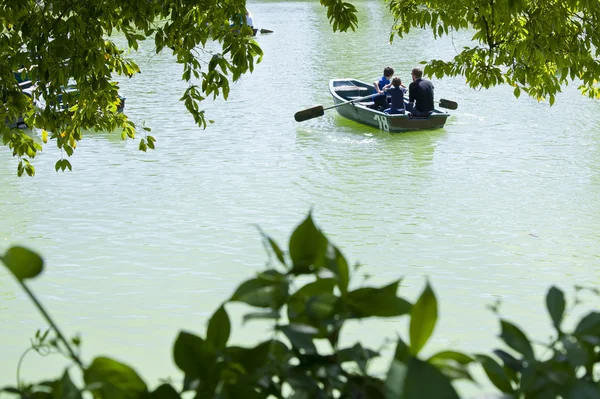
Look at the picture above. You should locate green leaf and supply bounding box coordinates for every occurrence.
[172,331,216,379]
[385,359,408,399]
[492,349,523,372]
[84,357,147,399]
[346,280,412,319]
[230,272,288,309]
[562,338,589,368]
[394,336,410,363]
[267,237,286,265]
[499,320,534,359]
[409,281,438,355]
[52,369,82,399]
[147,384,180,399]
[257,226,286,266]
[321,245,350,296]
[225,340,290,373]
[277,324,317,353]
[206,305,230,349]
[546,286,565,332]
[305,293,338,321]
[566,380,600,399]
[403,357,460,399]
[476,354,514,393]
[428,350,475,382]
[336,343,379,371]
[288,212,328,274]
[574,312,600,338]
[1,246,44,281]
[242,310,280,324]
[428,351,474,365]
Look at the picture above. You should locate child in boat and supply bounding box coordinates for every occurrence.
[384,76,407,114]
[373,67,394,110]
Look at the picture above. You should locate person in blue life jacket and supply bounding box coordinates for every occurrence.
[372,66,394,110]
[383,76,407,114]
[406,67,435,116]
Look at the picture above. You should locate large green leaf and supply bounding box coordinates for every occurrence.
[225,340,290,373]
[230,271,288,309]
[206,305,230,349]
[288,213,328,274]
[403,357,460,399]
[573,312,600,338]
[1,246,43,281]
[546,286,565,332]
[172,331,216,380]
[346,280,412,319]
[385,359,408,399]
[305,293,338,321]
[287,278,337,330]
[83,357,147,399]
[476,354,514,394]
[409,281,438,356]
[499,320,534,359]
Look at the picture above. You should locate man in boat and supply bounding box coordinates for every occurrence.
[372,67,394,110]
[406,67,434,116]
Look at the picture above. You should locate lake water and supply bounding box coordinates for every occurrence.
[2,1,600,395]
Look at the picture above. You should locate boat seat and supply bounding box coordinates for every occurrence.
[357,101,375,107]
[407,111,433,118]
[335,86,369,92]
[348,96,375,100]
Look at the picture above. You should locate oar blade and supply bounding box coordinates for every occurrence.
[294,105,324,122]
[439,98,458,110]
[260,29,274,34]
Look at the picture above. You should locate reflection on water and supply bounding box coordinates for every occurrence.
[1,0,600,391]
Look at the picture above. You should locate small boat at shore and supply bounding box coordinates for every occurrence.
[327,79,451,132]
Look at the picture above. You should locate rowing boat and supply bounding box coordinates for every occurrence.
[329,79,449,132]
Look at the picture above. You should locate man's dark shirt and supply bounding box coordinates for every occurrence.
[408,78,434,113]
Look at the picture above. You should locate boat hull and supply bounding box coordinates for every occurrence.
[329,79,449,132]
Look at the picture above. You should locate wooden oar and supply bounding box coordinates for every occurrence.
[438,98,458,110]
[259,28,274,34]
[294,92,380,122]
[404,96,458,110]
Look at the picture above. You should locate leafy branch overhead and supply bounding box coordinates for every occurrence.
[1,0,360,176]
[3,0,598,176]
[2,213,600,398]
[388,0,600,104]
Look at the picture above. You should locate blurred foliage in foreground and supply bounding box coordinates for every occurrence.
[2,213,599,398]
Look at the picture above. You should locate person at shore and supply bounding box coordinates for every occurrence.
[230,9,254,33]
[384,77,407,114]
[406,67,434,116]
[244,9,254,28]
[373,67,394,110]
